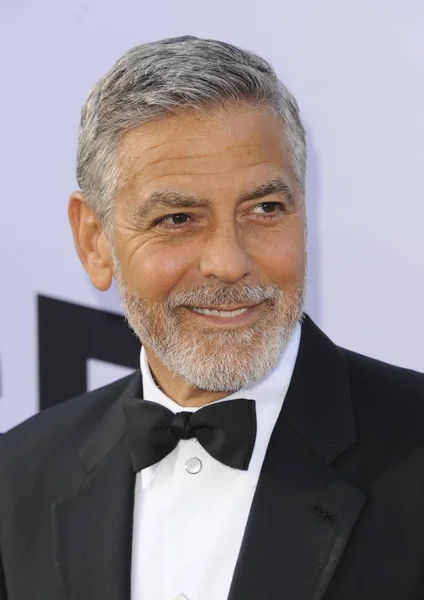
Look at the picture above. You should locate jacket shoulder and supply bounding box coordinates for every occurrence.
[0,373,136,469]
[341,348,424,442]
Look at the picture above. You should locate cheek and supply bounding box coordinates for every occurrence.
[254,231,305,285]
[124,242,196,299]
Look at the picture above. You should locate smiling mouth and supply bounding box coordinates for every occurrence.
[186,302,262,318]
[190,307,249,318]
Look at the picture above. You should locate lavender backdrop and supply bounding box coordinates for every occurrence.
[1,0,423,431]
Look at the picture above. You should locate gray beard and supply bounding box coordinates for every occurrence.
[113,259,306,392]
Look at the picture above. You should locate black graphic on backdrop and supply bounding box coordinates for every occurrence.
[38,295,140,411]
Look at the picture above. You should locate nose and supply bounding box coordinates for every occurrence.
[199,224,253,283]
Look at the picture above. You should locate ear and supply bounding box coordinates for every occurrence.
[68,191,113,291]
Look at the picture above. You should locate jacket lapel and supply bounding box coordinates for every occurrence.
[52,316,367,600]
[52,373,141,600]
[228,316,367,600]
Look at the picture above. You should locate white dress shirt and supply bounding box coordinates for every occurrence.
[131,323,301,600]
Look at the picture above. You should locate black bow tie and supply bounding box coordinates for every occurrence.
[123,398,257,472]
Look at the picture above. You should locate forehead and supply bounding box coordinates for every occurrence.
[117,103,296,198]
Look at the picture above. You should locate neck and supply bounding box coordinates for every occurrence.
[144,346,230,407]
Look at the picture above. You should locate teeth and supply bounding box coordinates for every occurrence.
[191,307,249,318]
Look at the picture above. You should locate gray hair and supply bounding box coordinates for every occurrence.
[76,36,307,230]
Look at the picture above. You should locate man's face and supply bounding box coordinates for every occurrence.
[111,103,306,392]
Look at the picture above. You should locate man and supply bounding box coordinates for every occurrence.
[1,35,424,600]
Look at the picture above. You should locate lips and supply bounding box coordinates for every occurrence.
[190,307,249,318]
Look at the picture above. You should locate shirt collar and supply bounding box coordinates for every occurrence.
[139,321,302,484]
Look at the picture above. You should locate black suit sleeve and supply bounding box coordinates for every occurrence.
[0,552,7,600]
[0,432,7,599]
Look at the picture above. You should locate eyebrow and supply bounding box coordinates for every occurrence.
[134,177,297,221]
[238,178,296,208]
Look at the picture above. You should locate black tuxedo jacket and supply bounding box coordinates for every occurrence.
[1,315,424,599]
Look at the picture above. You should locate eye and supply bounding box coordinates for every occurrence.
[257,202,278,213]
[252,202,285,215]
[155,213,191,227]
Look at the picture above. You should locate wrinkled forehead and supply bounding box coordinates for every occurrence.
[115,103,297,199]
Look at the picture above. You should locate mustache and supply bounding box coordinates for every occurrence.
[165,283,282,310]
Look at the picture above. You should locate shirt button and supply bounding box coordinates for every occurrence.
[185,457,202,474]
